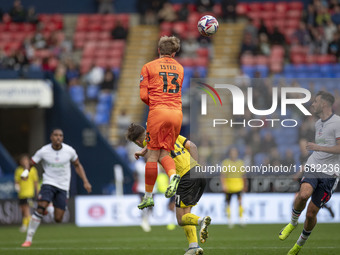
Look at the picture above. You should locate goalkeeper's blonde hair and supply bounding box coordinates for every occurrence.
[158,36,180,56]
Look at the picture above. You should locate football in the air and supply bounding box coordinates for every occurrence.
[197,15,219,37]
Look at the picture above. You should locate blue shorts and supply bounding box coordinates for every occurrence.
[38,184,68,210]
[301,171,339,208]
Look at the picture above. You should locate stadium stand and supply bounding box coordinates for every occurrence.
[1,0,340,189]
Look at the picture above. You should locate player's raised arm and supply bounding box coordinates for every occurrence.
[72,158,92,193]
[139,65,149,105]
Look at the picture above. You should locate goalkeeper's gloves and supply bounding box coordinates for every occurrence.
[21,169,29,179]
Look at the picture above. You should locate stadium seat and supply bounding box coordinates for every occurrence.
[236,3,249,16]
[289,1,303,10]
[275,2,288,12]
[256,65,269,77]
[69,85,85,104]
[262,2,275,12]
[255,56,269,65]
[242,65,255,78]
[249,3,262,12]
[87,84,100,100]
[241,55,255,66]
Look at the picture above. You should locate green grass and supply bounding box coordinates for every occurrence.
[0,223,339,255]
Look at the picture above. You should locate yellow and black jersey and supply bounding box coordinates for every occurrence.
[14,166,39,199]
[170,135,198,177]
[221,159,244,193]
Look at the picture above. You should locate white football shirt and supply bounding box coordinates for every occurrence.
[32,143,78,191]
[306,114,340,176]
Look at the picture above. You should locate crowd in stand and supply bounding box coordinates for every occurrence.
[2,0,340,183]
[241,0,340,62]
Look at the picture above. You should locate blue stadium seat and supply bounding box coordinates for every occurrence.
[255,65,269,77]
[87,84,100,100]
[242,65,255,78]
[69,85,85,104]
[195,66,207,78]
[98,92,113,109]
[305,64,319,73]
[94,111,110,125]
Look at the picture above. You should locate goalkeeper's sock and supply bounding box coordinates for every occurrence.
[160,156,176,178]
[26,211,43,242]
[145,162,158,193]
[182,213,201,226]
[297,229,311,246]
[183,225,198,247]
[290,208,301,226]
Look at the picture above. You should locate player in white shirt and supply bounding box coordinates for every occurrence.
[21,129,92,247]
[279,91,340,255]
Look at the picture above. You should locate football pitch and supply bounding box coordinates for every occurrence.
[0,223,339,255]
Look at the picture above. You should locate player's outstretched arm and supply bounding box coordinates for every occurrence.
[73,159,92,193]
[184,140,198,162]
[306,140,340,154]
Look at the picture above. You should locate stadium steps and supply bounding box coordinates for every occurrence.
[209,23,245,78]
[109,25,159,145]
[196,22,245,160]
[63,14,82,62]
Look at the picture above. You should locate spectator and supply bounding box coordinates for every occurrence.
[158,2,177,23]
[117,109,131,137]
[331,5,340,25]
[196,0,214,13]
[324,20,337,42]
[99,68,116,94]
[177,3,189,21]
[304,4,317,28]
[292,22,311,46]
[282,149,295,167]
[221,0,237,22]
[244,18,258,41]
[65,59,80,82]
[311,31,328,54]
[85,65,104,86]
[26,7,39,24]
[258,19,269,37]
[316,6,331,26]
[54,64,67,87]
[328,31,340,57]
[9,0,26,23]
[240,33,257,55]
[270,27,285,45]
[258,33,271,56]
[111,21,128,40]
[181,35,199,58]
[31,24,47,50]
[97,0,114,14]
[260,132,277,154]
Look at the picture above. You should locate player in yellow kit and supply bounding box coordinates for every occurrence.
[127,123,210,255]
[14,154,39,232]
[220,147,247,228]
